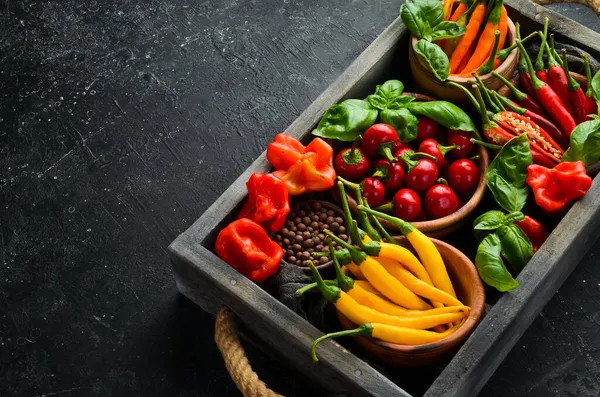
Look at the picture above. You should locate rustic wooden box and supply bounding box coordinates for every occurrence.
[168,1,600,396]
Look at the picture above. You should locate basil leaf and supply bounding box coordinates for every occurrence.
[475,233,519,292]
[380,108,419,143]
[407,100,477,132]
[486,134,532,212]
[413,39,450,81]
[367,95,388,111]
[428,21,466,41]
[473,210,506,231]
[591,69,600,111]
[312,99,378,142]
[388,95,416,109]
[562,118,600,166]
[367,80,406,111]
[497,224,534,273]
[400,0,443,39]
[503,211,525,225]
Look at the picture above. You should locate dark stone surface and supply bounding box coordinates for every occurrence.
[0,1,598,396]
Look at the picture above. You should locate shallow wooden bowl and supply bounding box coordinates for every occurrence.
[333,93,489,239]
[409,13,518,108]
[337,237,486,367]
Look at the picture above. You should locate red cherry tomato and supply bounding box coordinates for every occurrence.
[447,159,480,194]
[417,138,457,170]
[334,148,371,180]
[424,184,459,219]
[372,159,405,192]
[392,189,421,222]
[361,124,398,160]
[404,159,439,193]
[448,130,475,159]
[416,116,439,144]
[361,177,385,207]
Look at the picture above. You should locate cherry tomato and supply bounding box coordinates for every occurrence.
[447,159,480,194]
[361,177,385,207]
[417,138,458,170]
[416,116,439,144]
[372,159,405,192]
[404,159,439,193]
[392,189,421,222]
[424,184,459,219]
[361,124,398,161]
[334,148,371,180]
[448,130,475,159]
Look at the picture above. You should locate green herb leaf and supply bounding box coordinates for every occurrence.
[407,100,477,132]
[413,39,450,81]
[367,80,406,111]
[380,108,419,142]
[591,69,600,111]
[562,117,600,166]
[497,224,534,273]
[400,0,444,39]
[312,99,378,142]
[473,210,506,231]
[475,233,519,292]
[428,21,466,41]
[388,95,416,109]
[486,134,532,212]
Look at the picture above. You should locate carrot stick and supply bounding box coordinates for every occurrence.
[492,6,509,69]
[449,0,488,73]
[461,0,505,74]
[444,0,480,56]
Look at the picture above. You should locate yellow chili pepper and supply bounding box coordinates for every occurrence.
[346,262,366,280]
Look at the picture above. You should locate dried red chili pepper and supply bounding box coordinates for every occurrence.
[515,215,549,253]
[215,218,284,283]
[561,49,590,125]
[526,161,593,214]
[237,173,290,232]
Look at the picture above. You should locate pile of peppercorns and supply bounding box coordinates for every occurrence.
[272,201,349,267]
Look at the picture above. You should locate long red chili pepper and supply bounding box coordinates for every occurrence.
[534,18,551,85]
[492,71,547,117]
[582,53,599,116]
[492,91,569,149]
[517,38,577,137]
[516,24,537,99]
[561,49,590,124]
[544,39,573,115]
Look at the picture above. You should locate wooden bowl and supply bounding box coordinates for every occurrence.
[333,93,489,239]
[409,12,518,108]
[337,237,485,367]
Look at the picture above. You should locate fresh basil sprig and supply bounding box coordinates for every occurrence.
[400,0,466,81]
[407,100,477,133]
[312,99,378,142]
[562,115,600,166]
[475,234,520,292]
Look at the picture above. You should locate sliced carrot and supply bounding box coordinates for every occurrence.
[461,0,505,74]
[449,1,488,74]
[492,6,509,69]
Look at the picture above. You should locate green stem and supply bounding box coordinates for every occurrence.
[490,89,506,111]
[375,202,394,214]
[311,323,373,362]
[582,53,594,98]
[471,138,502,150]
[491,71,526,102]
[447,81,480,114]
[516,35,544,90]
[329,239,354,292]
[535,17,549,72]
[337,177,381,241]
[472,84,494,129]
[363,202,396,245]
[561,49,580,91]
[324,229,368,265]
[477,30,501,76]
[474,73,500,113]
[543,34,561,68]
[307,261,341,303]
[357,206,414,236]
[496,28,537,62]
[492,91,526,115]
[295,280,338,296]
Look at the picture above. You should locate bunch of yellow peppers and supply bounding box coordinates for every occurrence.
[299,179,470,362]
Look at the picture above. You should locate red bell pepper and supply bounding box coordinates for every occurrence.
[215,218,284,283]
[526,161,593,214]
[237,173,290,232]
[515,215,549,252]
[267,134,336,195]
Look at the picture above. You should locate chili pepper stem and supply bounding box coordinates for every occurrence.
[491,71,526,102]
[296,280,338,296]
[357,206,414,236]
[308,261,341,303]
[311,323,373,362]
[446,81,480,113]
[474,73,500,114]
[438,178,449,186]
[496,29,537,62]
[361,203,397,244]
[470,138,502,150]
[324,229,368,265]
[535,17,550,72]
[329,239,354,291]
[582,53,594,98]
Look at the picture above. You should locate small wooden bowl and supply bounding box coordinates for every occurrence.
[337,237,485,367]
[333,93,489,239]
[409,11,518,107]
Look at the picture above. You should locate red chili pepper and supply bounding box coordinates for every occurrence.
[417,138,458,169]
[582,53,599,117]
[492,72,547,117]
[560,49,590,124]
[491,91,569,150]
[371,159,405,191]
[215,218,284,283]
[516,24,537,99]
[361,123,399,161]
[516,37,577,137]
[534,18,551,85]
[515,215,549,253]
[544,37,573,116]
[237,173,290,232]
[526,161,593,214]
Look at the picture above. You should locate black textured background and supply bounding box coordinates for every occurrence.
[1,1,599,396]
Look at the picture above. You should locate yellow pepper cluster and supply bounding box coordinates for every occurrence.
[300,180,469,362]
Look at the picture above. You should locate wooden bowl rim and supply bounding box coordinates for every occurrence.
[339,237,486,353]
[409,17,517,83]
[336,92,489,234]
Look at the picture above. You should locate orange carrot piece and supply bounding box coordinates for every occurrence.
[449,1,487,74]
[492,6,509,69]
[461,0,505,74]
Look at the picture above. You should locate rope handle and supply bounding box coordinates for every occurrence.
[531,0,600,14]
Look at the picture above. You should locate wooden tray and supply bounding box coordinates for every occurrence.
[168,2,600,396]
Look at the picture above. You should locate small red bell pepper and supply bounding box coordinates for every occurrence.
[526,161,593,214]
[267,134,336,195]
[515,215,549,253]
[237,173,290,232]
[215,218,284,283]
